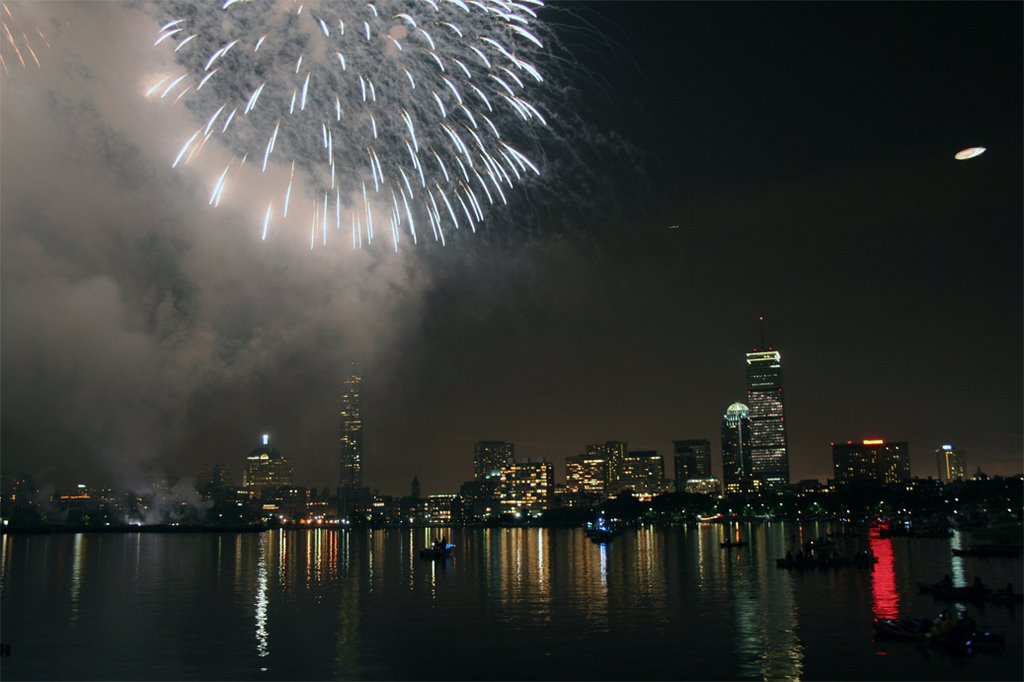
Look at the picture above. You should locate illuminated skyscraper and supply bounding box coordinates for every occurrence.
[244,434,294,497]
[474,441,514,481]
[746,335,790,489]
[721,403,754,495]
[832,439,910,485]
[339,367,363,490]
[936,444,966,483]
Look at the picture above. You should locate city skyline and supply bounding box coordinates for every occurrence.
[1,1,1020,498]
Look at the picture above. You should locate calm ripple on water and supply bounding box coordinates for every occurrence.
[1,523,1021,681]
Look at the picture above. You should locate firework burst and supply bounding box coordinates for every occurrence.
[149,0,553,251]
[1,1,50,73]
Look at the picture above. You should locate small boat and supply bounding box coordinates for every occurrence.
[873,617,1005,653]
[803,537,835,551]
[776,551,875,571]
[872,617,932,642]
[826,528,861,538]
[585,518,618,543]
[720,539,749,549]
[419,542,455,560]
[920,580,1023,606]
[952,545,1022,558]
[852,549,879,566]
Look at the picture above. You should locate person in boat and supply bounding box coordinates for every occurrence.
[973,576,985,591]
[785,550,793,562]
[933,610,956,636]
[955,611,976,636]
[795,550,804,562]
[939,574,953,589]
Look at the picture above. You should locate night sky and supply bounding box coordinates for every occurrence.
[2,1,1021,496]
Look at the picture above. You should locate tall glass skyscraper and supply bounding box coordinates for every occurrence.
[746,348,790,490]
[339,366,363,490]
[721,403,753,494]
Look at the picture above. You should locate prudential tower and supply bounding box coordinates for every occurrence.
[745,318,790,490]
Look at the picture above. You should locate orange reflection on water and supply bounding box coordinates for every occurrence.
[869,533,899,619]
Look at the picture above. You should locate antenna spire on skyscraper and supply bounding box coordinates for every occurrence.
[758,315,766,351]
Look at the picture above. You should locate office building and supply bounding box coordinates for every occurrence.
[339,366,364,490]
[424,494,461,524]
[474,441,514,481]
[936,444,966,483]
[565,452,609,496]
[721,403,754,495]
[673,439,712,490]
[498,459,554,516]
[586,441,628,491]
[746,344,790,490]
[618,451,671,497]
[244,434,294,497]
[832,439,910,485]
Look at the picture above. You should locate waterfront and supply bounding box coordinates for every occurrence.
[2,524,1021,681]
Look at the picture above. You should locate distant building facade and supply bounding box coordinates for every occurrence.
[244,435,294,497]
[587,441,627,492]
[683,477,721,495]
[746,348,790,490]
[565,452,609,496]
[832,439,910,485]
[936,444,966,483]
[474,441,514,482]
[673,439,712,490]
[721,403,754,495]
[498,459,554,516]
[619,451,671,497]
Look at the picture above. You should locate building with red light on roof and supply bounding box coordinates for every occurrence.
[832,439,910,485]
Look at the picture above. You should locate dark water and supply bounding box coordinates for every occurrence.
[2,524,1021,681]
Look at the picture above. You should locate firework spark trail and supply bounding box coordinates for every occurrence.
[148,0,552,249]
[1,1,50,73]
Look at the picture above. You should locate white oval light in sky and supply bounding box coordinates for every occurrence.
[955,146,986,160]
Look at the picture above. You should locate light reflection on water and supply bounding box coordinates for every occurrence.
[870,533,900,620]
[950,530,966,587]
[255,533,269,659]
[1,524,1021,681]
[69,532,83,624]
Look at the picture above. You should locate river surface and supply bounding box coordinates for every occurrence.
[1,523,1021,680]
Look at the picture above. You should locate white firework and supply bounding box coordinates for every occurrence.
[1,1,50,73]
[149,0,552,250]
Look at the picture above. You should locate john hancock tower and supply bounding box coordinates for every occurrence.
[746,319,790,490]
[339,365,363,495]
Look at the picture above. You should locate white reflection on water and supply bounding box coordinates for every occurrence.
[729,526,804,681]
[0,533,8,591]
[430,550,437,600]
[255,533,269,658]
[949,530,966,587]
[599,540,608,586]
[277,529,287,589]
[70,533,83,624]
